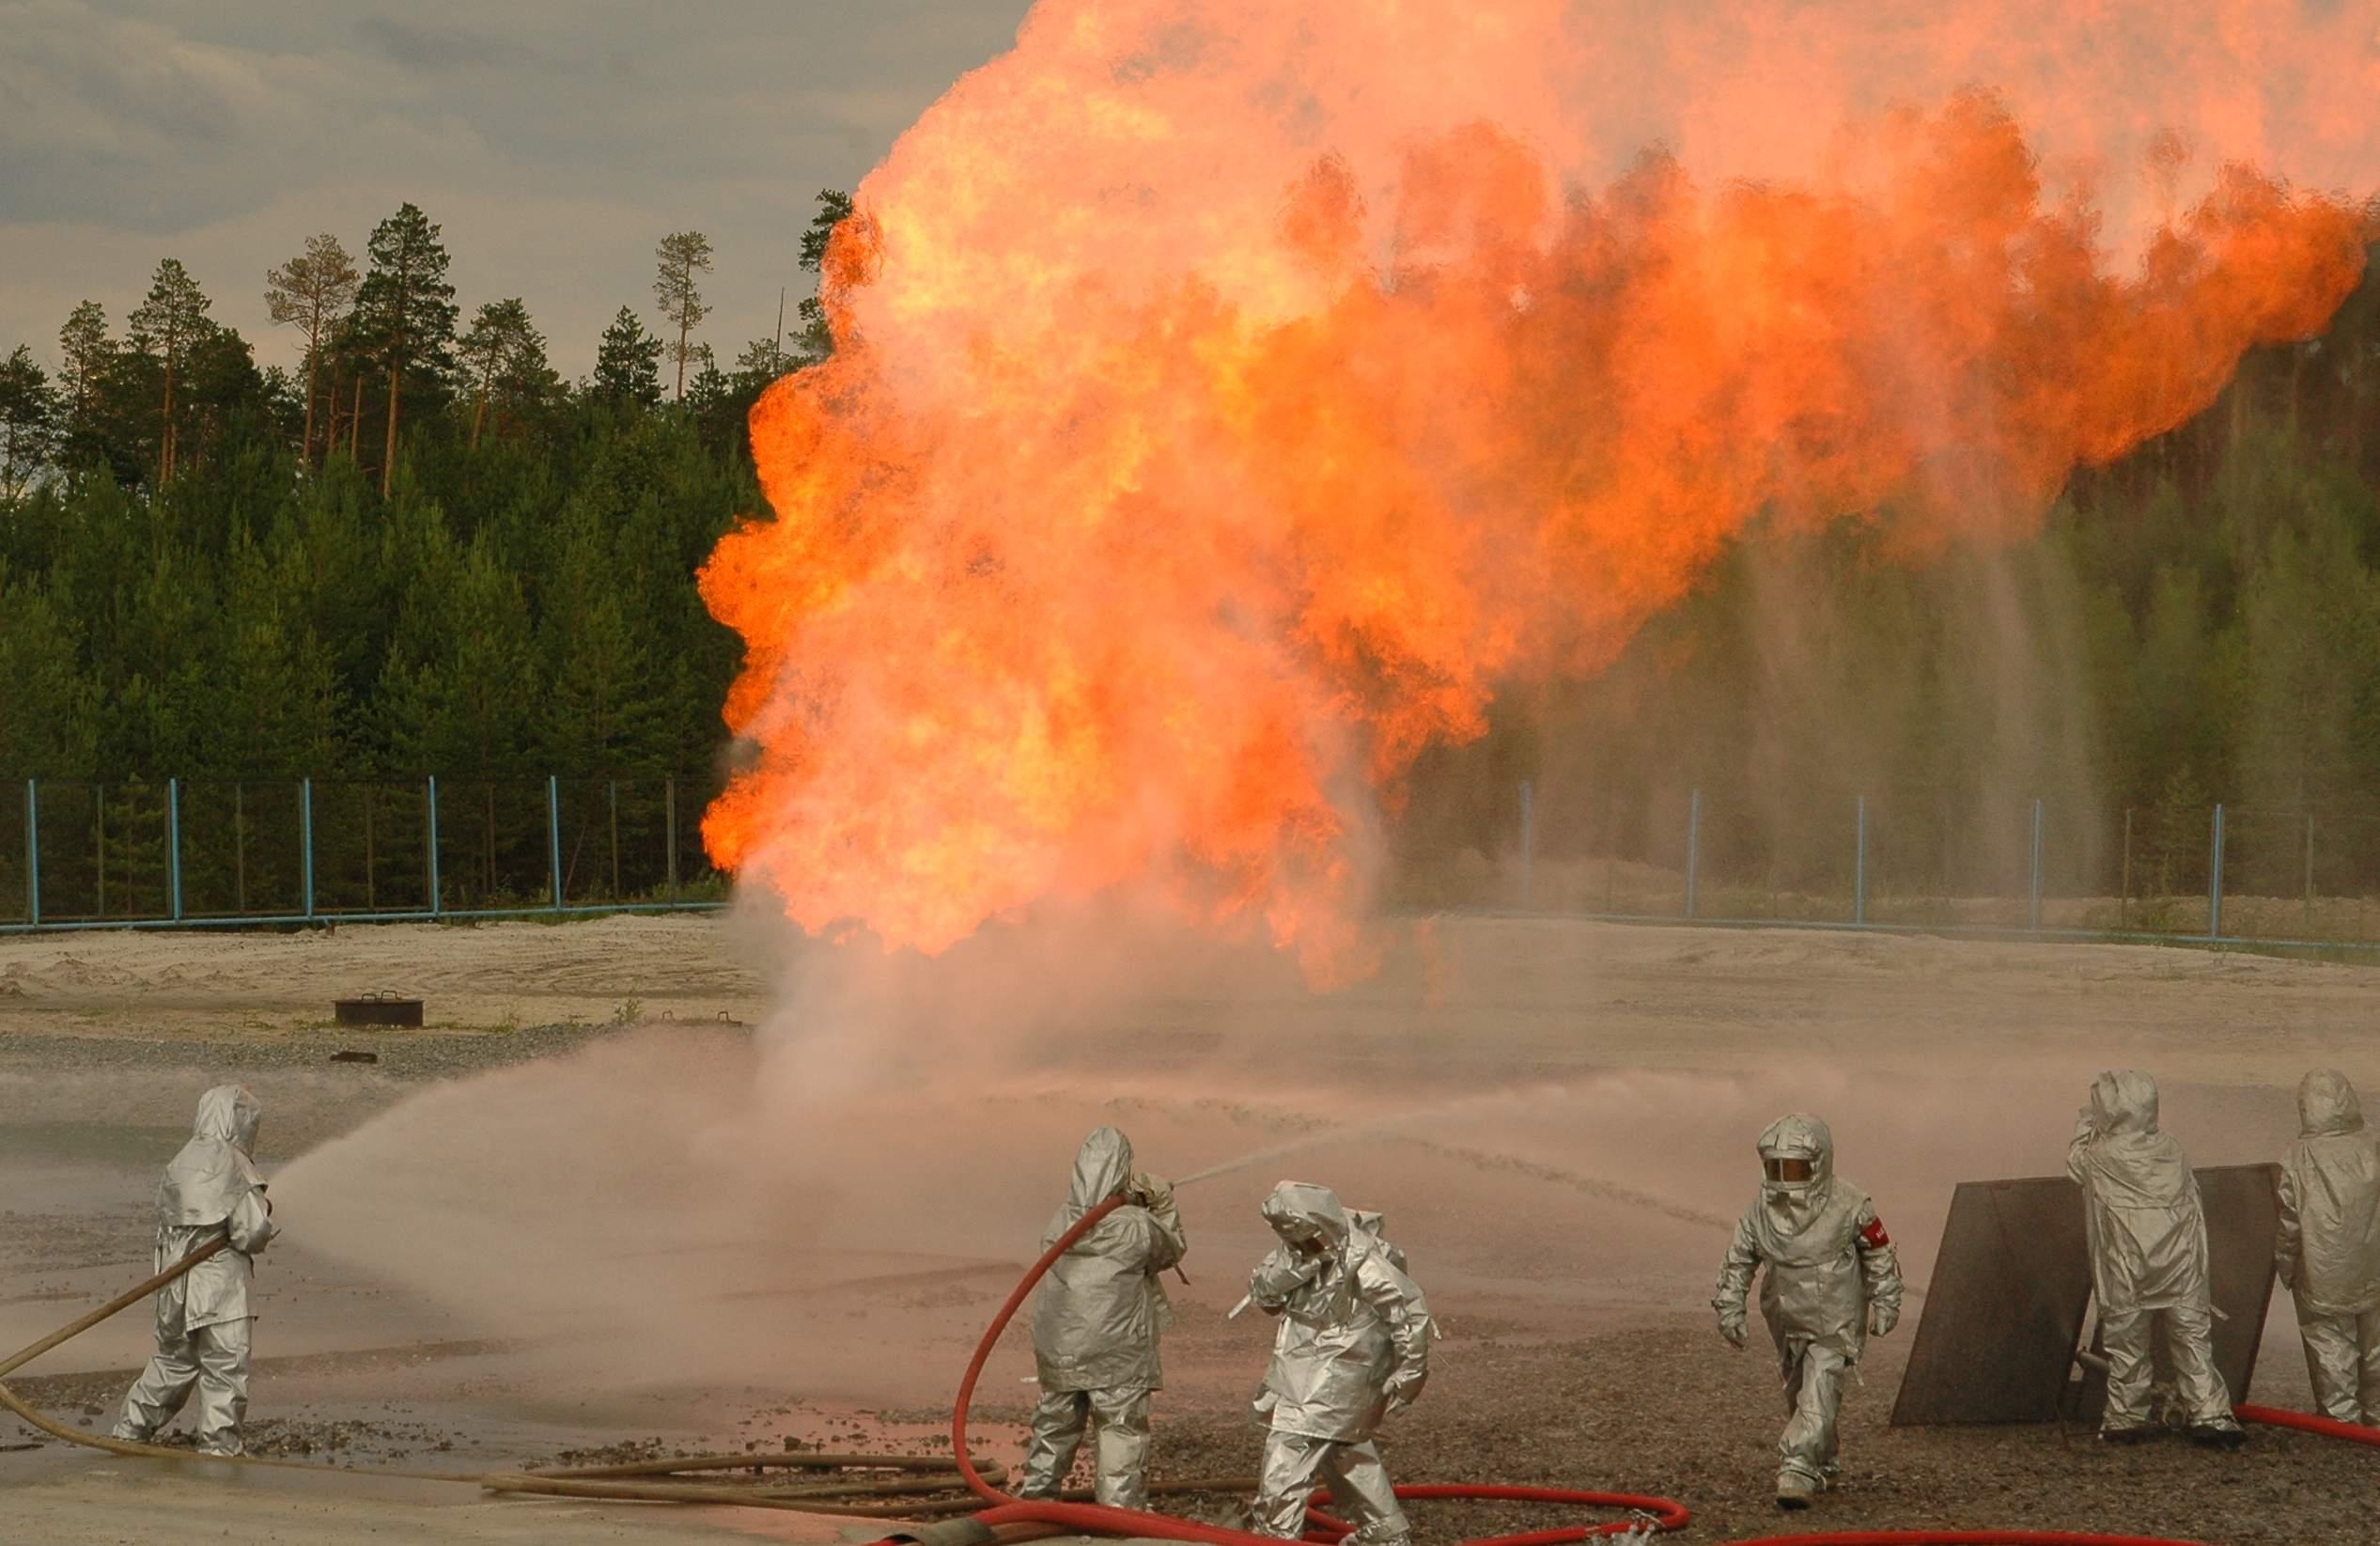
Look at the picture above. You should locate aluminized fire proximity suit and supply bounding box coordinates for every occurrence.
[1018,1127,1186,1509]
[111,1085,279,1457]
[1711,1115,1902,1508]
[2277,1070,2380,1424]
[1248,1181,1433,1546]
[2067,1070,2242,1443]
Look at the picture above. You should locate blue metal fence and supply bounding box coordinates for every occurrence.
[1489,783,2380,955]
[0,774,727,933]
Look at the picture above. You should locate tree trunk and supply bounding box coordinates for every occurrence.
[382,362,401,496]
[676,318,689,400]
[350,375,363,458]
[471,371,490,452]
[300,321,321,470]
[159,363,176,486]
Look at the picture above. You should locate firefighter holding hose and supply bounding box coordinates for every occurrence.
[1018,1126,1187,1509]
[109,1084,279,1457]
[1246,1179,1434,1546]
[1712,1113,1903,1510]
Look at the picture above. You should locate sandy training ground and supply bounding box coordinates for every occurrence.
[6,912,2380,1543]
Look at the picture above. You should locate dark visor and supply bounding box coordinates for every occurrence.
[1764,1157,1815,1183]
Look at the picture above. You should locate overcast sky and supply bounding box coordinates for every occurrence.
[0,0,1037,376]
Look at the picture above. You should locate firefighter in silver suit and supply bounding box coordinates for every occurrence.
[1712,1114,1903,1509]
[111,1085,280,1457]
[2068,1069,2244,1445]
[1017,1126,1186,1508]
[1247,1180,1432,1546]
[2278,1070,2380,1424]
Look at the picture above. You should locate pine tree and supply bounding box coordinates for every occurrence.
[795,190,853,362]
[457,298,549,450]
[592,306,662,409]
[54,302,113,479]
[126,259,212,486]
[0,566,99,773]
[354,204,459,496]
[538,508,659,773]
[652,230,714,401]
[0,346,60,503]
[264,233,361,470]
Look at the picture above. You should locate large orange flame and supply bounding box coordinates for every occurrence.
[701,0,2377,977]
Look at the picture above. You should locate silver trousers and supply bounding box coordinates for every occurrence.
[2100,1304,2237,1431]
[2298,1306,2380,1425]
[110,1316,252,1456]
[1252,1431,1409,1546]
[1777,1340,1848,1485]
[1017,1386,1152,1509]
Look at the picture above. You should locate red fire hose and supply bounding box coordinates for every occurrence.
[948,1196,1689,1544]
[2235,1402,2380,1447]
[925,1195,2313,1546]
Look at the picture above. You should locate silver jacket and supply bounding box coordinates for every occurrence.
[2067,1070,2208,1315]
[1031,1127,1187,1393]
[1249,1181,1432,1443]
[1712,1115,1901,1357]
[155,1085,278,1335]
[2278,1070,2380,1320]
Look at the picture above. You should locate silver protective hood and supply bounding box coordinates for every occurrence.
[2068,1070,2208,1315]
[1058,1126,1134,1226]
[158,1085,266,1228]
[1757,1114,1838,1241]
[2280,1070,2380,1320]
[2300,1070,2365,1138]
[1263,1181,1352,1252]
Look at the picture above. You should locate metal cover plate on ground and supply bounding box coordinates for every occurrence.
[1890,1175,2093,1425]
[2071,1163,2280,1425]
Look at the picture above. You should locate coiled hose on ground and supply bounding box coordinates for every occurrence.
[1,1207,2369,1544]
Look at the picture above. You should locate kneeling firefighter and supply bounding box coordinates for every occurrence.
[1018,1126,1187,1509]
[1247,1180,1434,1546]
[1712,1114,1903,1510]
[111,1085,280,1457]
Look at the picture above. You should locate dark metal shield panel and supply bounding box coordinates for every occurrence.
[2072,1163,2281,1423]
[1890,1175,2094,1426]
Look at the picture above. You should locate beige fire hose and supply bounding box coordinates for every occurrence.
[0,1241,1092,1515]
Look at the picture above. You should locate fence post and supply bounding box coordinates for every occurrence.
[233,783,245,914]
[664,776,677,905]
[2209,803,2226,938]
[1685,788,1702,920]
[301,778,316,919]
[1518,780,1535,910]
[2120,807,2133,930]
[2028,798,2044,931]
[95,784,105,918]
[2305,813,2316,936]
[548,774,564,912]
[426,776,442,914]
[1854,795,1868,926]
[23,780,37,927]
[608,779,621,901]
[167,777,184,922]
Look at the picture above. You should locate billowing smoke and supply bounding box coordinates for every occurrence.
[699,0,2376,978]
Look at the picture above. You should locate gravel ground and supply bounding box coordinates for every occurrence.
[9,917,2380,1544]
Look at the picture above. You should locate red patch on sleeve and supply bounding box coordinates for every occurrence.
[1860,1217,1891,1249]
